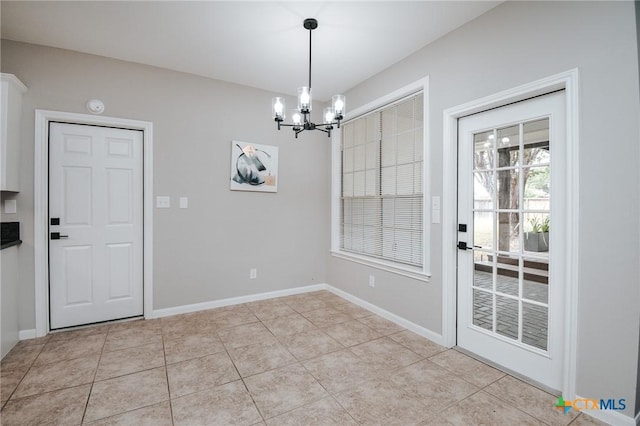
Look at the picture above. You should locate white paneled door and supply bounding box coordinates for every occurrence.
[457,92,566,391]
[49,123,143,329]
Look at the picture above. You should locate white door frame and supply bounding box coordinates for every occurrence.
[441,69,579,399]
[34,110,154,337]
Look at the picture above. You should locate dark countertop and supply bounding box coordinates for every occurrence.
[1,222,21,250]
[1,239,22,250]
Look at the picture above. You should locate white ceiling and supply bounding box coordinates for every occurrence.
[1,1,501,101]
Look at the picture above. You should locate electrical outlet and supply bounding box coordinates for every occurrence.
[369,275,375,288]
[250,268,257,279]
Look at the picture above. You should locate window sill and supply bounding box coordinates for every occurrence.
[330,250,431,282]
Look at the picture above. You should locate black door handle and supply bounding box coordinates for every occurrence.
[51,232,69,240]
[457,241,471,250]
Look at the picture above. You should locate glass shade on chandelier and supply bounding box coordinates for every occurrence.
[272,18,345,138]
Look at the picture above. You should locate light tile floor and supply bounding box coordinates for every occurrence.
[0,290,606,425]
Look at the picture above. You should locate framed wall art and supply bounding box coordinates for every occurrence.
[230,141,278,193]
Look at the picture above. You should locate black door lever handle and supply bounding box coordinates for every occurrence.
[457,242,472,250]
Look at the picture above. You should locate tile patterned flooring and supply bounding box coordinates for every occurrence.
[0,290,605,425]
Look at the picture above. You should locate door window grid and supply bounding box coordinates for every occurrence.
[341,93,424,267]
[471,117,550,352]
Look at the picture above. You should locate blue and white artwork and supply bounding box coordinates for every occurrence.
[230,141,278,192]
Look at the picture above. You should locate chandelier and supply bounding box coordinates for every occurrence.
[272,18,345,138]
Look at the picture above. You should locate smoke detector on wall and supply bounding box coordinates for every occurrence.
[86,99,105,114]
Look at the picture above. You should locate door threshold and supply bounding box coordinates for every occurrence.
[49,315,145,333]
[454,346,560,396]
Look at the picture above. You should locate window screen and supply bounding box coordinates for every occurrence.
[340,93,424,267]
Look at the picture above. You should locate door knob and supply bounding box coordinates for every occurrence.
[50,232,69,240]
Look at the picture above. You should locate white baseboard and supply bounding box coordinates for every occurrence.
[18,329,36,340]
[149,283,329,319]
[148,282,445,348]
[327,286,446,346]
[573,395,634,426]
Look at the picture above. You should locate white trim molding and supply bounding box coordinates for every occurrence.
[327,286,444,345]
[34,110,154,337]
[150,284,329,318]
[18,329,36,340]
[441,69,580,397]
[148,282,445,347]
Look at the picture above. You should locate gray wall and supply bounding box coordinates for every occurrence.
[0,40,331,328]
[328,0,640,418]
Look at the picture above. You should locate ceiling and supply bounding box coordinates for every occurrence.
[1,1,501,101]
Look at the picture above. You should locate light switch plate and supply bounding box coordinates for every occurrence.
[431,196,441,224]
[156,196,170,208]
[179,197,188,209]
[4,199,17,214]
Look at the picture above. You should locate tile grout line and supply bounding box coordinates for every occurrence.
[2,339,48,406]
[80,323,110,424]
[161,332,176,426]
[216,306,267,425]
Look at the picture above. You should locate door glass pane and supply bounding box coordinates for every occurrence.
[496,257,519,297]
[474,211,493,250]
[524,119,550,166]
[523,257,548,304]
[473,252,493,291]
[496,295,519,340]
[524,212,549,253]
[474,131,494,170]
[522,302,548,350]
[496,169,519,210]
[497,125,520,167]
[524,166,550,201]
[473,289,493,331]
[474,172,494,207]
[497,212,520,253]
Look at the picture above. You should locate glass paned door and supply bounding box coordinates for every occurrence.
[457,91,566,391]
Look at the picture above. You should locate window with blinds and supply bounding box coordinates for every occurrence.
[340,93,424,267]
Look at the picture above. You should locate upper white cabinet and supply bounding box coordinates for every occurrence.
[1,74,27,192]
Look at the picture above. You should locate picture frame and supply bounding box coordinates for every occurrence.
[229,141,278,193]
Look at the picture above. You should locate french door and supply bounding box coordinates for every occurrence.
[49,122,143,329]
[457,91,566,390]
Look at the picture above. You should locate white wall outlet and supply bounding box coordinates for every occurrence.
[368,275,375,288]
[179,197,188,209]
[249,268,257,279]
[156,196,170,208]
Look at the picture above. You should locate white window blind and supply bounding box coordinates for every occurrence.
[340,93,424,267]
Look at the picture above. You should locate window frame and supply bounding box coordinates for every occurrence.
[331,77,431,281]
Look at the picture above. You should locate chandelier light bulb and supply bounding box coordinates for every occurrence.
[332,94,345,117]
[291,110,303,126]
[272,97,285,120]
[324,107,335,124]
[298,87,312,112]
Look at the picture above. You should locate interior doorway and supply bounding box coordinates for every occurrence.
[456,91,566,391]
[34,110,154,336]
[441,69,579,398]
